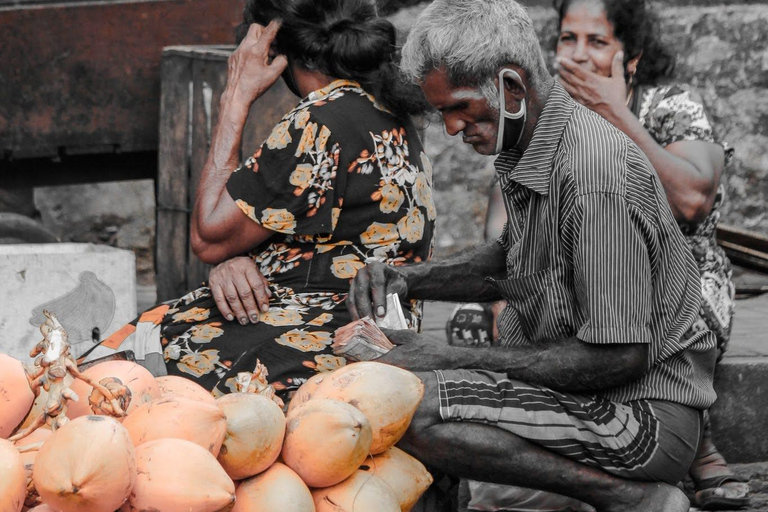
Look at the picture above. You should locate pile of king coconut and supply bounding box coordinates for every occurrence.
[0,311,432,512]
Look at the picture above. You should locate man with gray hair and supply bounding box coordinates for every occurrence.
[347,0,717,510]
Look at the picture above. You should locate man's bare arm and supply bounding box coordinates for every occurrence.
[381,330,649,392]
[349,240,506,319]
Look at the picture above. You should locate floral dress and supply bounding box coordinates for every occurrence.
[105,80,436,399]
[636,84,735,355]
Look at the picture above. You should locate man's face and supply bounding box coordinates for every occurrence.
[421,68,499,156]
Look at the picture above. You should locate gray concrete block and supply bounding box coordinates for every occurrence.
[0,243,136,364]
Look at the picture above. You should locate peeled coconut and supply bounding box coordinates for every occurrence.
[156,375,216,404]
[361,447,433,512]
[122,396,226,456]
[216,393,285,479]
[0,438,26,512]
[286,373,327,415]
[18,374,74,431]
[282,399,372,488]
[310,362,424,454]
[33,415,136,512]
[67,361,160,419]
[124,437,235,512]
[232,462,314,512]
[312,470,400,512]
[0,354,35,439]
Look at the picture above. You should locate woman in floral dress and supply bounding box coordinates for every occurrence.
[103,0,435,401]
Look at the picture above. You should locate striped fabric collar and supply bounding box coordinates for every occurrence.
[494,81,575,196]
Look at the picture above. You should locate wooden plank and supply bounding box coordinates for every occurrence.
[156,53,192,302]
[0,0,241,162]
[717,225,768,274]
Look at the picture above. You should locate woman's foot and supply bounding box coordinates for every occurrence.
[689,412,749,510]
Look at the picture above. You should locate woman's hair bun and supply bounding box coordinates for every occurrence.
[322,17,396,79]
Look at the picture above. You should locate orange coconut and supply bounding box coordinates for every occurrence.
[232,462,314,512]
[33,415,136,512]
[216,393,285,480]
[310,362,424,454]
[312,470,400,512]
[0,438,26,512]
[26,505,56,512]
[282,399,372,488]
[0,354,34,439]
[67,361,159,419]
[14,426,52,504]
[122,396,226,456]
[360,447,433,512]
[155,375,216,404]
[123,438,235,512]
[286,373,327,415]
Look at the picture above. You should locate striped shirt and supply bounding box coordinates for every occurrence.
[492,81,717,409]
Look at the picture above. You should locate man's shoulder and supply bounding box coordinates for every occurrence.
[558,104,652,197]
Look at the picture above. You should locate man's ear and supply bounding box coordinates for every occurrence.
[501,71,527,112]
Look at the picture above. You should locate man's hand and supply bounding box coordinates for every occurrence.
[377,329,452,371]
[223,21,289,110]
[555,52,628,117]
[209,256,272,325]
[348,262,409,320]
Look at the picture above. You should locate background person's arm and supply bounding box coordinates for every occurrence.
[190,22,287,264]
[557,53,724,224]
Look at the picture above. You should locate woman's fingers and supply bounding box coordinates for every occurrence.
[210,282,235,322]
[244,265,271,315]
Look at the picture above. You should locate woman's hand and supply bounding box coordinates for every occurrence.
[223,21,289,111]
[556,51,628,119]
[209,256,272,325]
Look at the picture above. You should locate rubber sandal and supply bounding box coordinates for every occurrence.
[692,475,750,510]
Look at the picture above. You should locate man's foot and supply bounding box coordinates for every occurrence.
[603,482,689,512]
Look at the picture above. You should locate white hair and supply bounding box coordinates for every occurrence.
[401,0,549,98]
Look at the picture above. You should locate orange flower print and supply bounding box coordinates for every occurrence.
[294,108,310,129]
[261,208,297,233]
[172,307,210,323]
[313,354,346,373]
[414,174,437,221]
[420,151,433,183]
[164,344,181,361]
[307,313,333,326]
[331,207,341,231]
[266,120,292,150]
[289,164,314,192]
[259,308,304,327]
[331,254,366,280]
[360,222,399,246]
[276,329,333,352]
[315,125,331,153]
[295,122,318,157]
[379,183,405,213]
[189,323,224,343]
[397,207,425,243]
[177,349,220,377]
[235,199,259,223]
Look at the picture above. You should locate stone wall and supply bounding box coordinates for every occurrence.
[32,2,768,278]
[391,2,768,258]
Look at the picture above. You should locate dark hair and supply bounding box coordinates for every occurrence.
[554,0,675,85]
[236,0,430,119]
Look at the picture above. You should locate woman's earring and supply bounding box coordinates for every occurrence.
[625,71,636,106]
